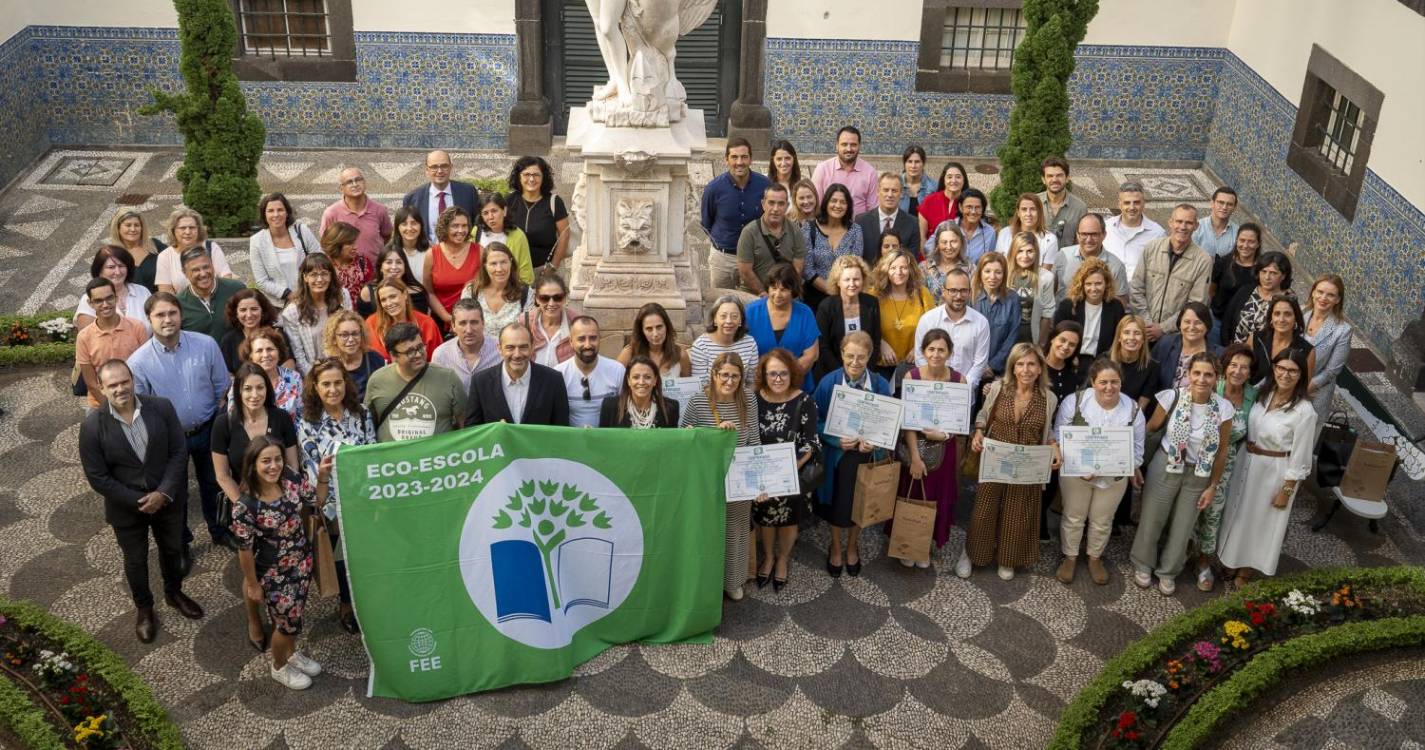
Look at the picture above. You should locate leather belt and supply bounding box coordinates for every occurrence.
[1245,442,1288,458]
[184,418,214,438]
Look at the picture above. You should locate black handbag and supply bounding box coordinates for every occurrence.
[1314,411,1357,488]
[796,395,824,492]
[896,434,945,472]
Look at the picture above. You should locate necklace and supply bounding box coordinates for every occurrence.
[888,291,915,331]
[628,400,655,429]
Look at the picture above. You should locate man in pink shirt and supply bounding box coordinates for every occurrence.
[320,166,393,264]
[811,126,879,216]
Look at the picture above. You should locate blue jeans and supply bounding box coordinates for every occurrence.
[184,422,227,544]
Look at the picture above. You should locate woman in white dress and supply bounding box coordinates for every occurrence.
[1216,348,1317,587]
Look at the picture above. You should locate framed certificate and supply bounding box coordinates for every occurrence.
[824,384,905,450]
[725,442,799,502]
[900,378,972,434]
[978,438,1054,485]
[1060,426,1135,478]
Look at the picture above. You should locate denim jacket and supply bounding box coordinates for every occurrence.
[974,290,1022,374]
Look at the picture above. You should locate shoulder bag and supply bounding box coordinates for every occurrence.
[795,394,825,493]
[373,364,429,432]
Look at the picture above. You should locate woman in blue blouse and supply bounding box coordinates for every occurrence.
[745,263,820,391]
[970,252,1021,378]
[802,183,864,311]
[297,358,375,635]
[814,331,892,578]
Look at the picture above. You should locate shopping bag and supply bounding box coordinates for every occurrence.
[306,515,340,598]
[1338,440,1397,501]
[1314,412,1357,488]
[851,457,899,527]
[887,483,936,563]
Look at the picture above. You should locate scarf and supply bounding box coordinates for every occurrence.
[1164,387,1222,476]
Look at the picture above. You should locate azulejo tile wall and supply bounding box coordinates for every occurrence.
[1204,51,1425,364]
[763,40,1221,160]
[1,26,517,188]
[0,28,50,189]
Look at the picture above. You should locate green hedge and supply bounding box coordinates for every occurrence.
[0,598,184,749]
[0,674,64,750]
[1050,565,1425,750]
[0,312,77,368]
[1162,615,1425,749]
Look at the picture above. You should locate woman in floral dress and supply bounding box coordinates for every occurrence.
[753,348,820,592]
[1194,344,1257,591]
[232,435,330,690]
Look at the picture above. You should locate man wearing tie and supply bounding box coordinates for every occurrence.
[465,324,570,427]
[79,360,205,643]
[854,172,921,265]
[403,150,480,246]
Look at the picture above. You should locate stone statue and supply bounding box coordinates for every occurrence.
[615,198,656,254]
[584,0,719,127]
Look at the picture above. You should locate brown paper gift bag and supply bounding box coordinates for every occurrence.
[851,456,900,527]
[305,515,340,598]
[1339,440,1397,501]
[888,482,936,563]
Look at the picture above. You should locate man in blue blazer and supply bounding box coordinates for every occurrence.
[403,149,481,245]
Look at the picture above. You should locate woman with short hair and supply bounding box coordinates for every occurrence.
[74,245,152,330]
[681,352,761,600]
[321,221,373,313]
[745,264,819,390]
[323,310,385,399]
[1053,358,1144,585]
[813,331,891,578]
[753,348,820,590]
[249,192,319,306]
[506,155,570,272]
[423,207,481,329]
[238,328,304,421]
[920,222,971,300]
[691,295,760,391]
[1220,249,1291,346]
[1151,302,1222,389]
[155,207,236,294]
[971,252,1021,377]
[517,272,579,367]
[815,255,880,381]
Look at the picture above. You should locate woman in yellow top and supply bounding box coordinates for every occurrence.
[873,247,935,380]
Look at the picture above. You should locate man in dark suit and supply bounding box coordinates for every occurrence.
[402,149,481,246]
[78,359,205,643]
[465,324,570,427]
[855,172,921,266]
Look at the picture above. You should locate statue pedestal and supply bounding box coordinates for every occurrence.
[566,107,708,351]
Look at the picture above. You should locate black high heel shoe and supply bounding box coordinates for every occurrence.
[826,556,843,578]
[845,559,863,577]
[772,577,787,592]
[756,572,772,589]
[247,627,269,652]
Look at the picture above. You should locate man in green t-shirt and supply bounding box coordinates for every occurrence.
[364,323,466,442]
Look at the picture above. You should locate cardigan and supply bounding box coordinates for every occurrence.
[814,293,882,382]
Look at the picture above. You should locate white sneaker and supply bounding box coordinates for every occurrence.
[899,557,915,568]
[997,566,1015,580]
[287,651,322,677]
[955,551,973,579]
[270,662,312,690]
[915,559,931,569]
[727,587,744,601]
[1133,571,1153,589]
[1157,577,1176,596]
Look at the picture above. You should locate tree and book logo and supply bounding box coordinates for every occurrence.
[460,458,644,650]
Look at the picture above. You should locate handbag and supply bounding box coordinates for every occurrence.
[795,395,825,492]
[897,433,946,472]
[1142,388,1180,465]
[1314,411,1357,488]
[71,363,88,397]
[961,382,1001,479]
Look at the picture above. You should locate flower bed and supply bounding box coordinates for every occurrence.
[1051,566,1425,750]
[0,313,76,368]
[0,598,182,749]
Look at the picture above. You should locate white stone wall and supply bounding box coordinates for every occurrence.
[1226,0,1425,208]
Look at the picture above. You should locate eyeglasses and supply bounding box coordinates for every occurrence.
[580,376,591,401]
[537,294,565,304]
[335,331,362,340]
[520,171,542,180]
[393,343,426,359]
[715,372,741,382]
[945,288,970,296]
[426,163,451,171]
[1077,231,1103,238]
[1273,364,1301,377]
[341,177,366,187]
[765,371,790,381]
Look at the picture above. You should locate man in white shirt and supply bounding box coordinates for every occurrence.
[402,150,480,246]
[1102,181,1164,280]
[913,268,991,393]
[431,299,501,390]
[1191,186,1240,257]
[556,317,626,428]
[464,324,569,426]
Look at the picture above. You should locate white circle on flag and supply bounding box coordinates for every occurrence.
[460,458,644,650]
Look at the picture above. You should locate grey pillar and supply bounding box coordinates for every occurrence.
[508,0,553,154]
[726,0,772,157]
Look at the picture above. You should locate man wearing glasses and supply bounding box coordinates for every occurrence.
[320,166,393,264]
[402,150,480,246]
[363,323,466,442]
[1055,213,1130,305]
[76,278,150,410]
[555,316,625,427]
[912,268,991,393]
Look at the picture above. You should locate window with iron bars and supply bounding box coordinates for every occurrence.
[940,6,1025,70]
[237,0,332,57]
[1317,88,1363,175]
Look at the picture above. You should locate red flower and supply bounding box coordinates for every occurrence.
[1126,730,1140,741]
[1117,711,1137,729]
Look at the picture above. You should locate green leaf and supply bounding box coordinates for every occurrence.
[550,499,567,517]
[539,480,559,498]
[566,512,585,527]
[529,497,546,515]
[519,479,536,498]
[592,511,612,530]
[518,510,531,528]
[492,510,512,529]
[562,484,581,501]
[505,493,523,511]
[579,494,598,513]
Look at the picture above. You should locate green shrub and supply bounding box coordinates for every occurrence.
[1050,566,1425,749]
[0,598,185,749]
[470,177,508,198]
[142,0,266,236]
[991,0,1099,221]
[0,676,64,750]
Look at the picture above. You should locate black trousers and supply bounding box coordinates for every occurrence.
[112,501,186,608]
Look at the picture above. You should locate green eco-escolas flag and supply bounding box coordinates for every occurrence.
[335,422,734,701]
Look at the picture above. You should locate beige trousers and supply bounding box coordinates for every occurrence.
[708,249,740,291]
[1058,475,1128,558]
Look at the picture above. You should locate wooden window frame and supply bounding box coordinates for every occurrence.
[229,0,356,82]
[1286,45,1383,222]
[916,0,1023,95]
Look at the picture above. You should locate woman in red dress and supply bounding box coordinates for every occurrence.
[422,207,480,329]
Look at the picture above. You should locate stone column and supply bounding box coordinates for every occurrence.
[508,0,553,154]
[726,0,772,157]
